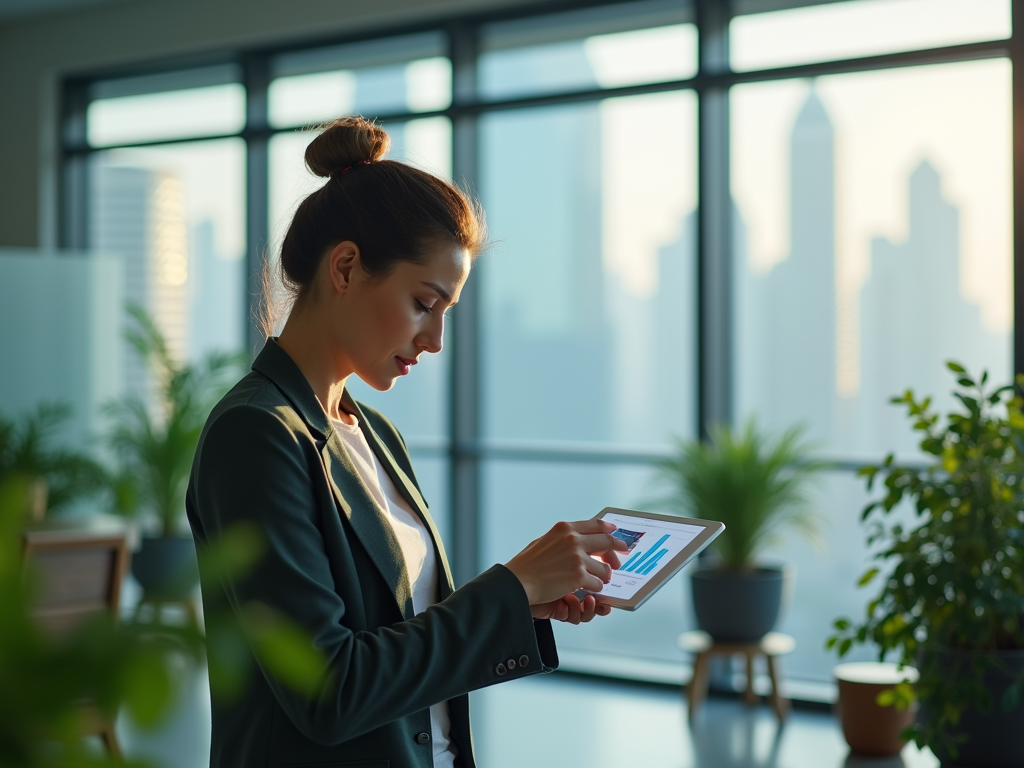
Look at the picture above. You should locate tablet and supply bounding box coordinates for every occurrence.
[582,507,725,611]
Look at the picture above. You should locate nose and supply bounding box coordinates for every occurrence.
[416,314,444,355]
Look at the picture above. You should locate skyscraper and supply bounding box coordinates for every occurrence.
[91,165,190,401]
[858,159,1009,456]
[756,90,837,445]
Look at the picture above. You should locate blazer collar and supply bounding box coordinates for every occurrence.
[251,338,331,438]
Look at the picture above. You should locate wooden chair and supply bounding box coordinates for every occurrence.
[22,515,131,758]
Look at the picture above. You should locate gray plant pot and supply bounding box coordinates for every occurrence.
[691,566,787,643]
[131,534,199,601]
[925,647,1024,767]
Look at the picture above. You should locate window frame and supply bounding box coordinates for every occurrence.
[59,0,1023,683]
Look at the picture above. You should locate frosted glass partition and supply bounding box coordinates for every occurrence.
[480,92,697,447]
[731,0,1011,72]
[0,250,124,457]
[731,60,1012,463]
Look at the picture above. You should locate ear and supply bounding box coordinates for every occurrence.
[327,241,361,295]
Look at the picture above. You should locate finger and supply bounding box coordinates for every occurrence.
[582,555,613,583]
[578,532,630,554]
[551,599,569,622]
[596,550,623,571]
[595,603,612,616]
[564,594,583,625]
[579,594,598,623]
[569,519,618,535]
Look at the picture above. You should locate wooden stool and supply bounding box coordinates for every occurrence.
[678,630,795,722]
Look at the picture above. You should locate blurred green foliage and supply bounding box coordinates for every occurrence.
[0,403,105,516]
[103,304,245,537]
[0,476,325,767]
[828,362,1024,756]
[646,419,827,570]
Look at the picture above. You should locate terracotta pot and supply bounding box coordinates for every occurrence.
[834,662,918,757]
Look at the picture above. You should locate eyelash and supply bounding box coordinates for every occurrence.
[416,300,452,318]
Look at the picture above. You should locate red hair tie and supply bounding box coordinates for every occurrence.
[333,159,372,178]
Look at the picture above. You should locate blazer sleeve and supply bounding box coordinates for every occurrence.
[190,402,556,746]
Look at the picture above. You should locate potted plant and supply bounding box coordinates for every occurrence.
[648,419,826,642]
[829,363,1024,766]
[0,402,105,520]
[104,304,244,603]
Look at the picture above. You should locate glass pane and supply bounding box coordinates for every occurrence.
[731,0,1011,72]
[480,23,696,101]
[480,92,697,447]
[732,60,1012,462]
[88,139,246,400]
[267,118,453,440]
[87,84,246,147]
[268,33,450,127]
[483,461,912,681]
[482,460,694,664]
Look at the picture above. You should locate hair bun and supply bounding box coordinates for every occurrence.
[305,116,391,178]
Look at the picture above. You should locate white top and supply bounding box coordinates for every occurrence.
[331,414,457,768]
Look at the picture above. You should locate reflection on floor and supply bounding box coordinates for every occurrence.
[114,666,938,768]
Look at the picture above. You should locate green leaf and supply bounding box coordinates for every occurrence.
[947,361,966,373]
[858,568,879,587]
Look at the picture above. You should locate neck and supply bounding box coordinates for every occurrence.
[276,307,352,422]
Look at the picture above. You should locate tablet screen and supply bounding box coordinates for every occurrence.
[600,511,707,601]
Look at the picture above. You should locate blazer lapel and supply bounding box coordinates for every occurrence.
[251,339,415,619]
[321,433,415,619]
[345,394,455,600]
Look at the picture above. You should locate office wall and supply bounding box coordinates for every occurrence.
[0,0,530,249]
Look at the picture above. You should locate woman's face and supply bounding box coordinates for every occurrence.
[331,241,470,391]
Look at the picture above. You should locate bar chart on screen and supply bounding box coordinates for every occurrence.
[598,512,706,601]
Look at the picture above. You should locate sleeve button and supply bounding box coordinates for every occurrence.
[416,732,431,745]
[495,662,507,676]
[507,658,517,670]
[519,654,530,668]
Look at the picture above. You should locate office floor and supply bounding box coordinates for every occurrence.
[115,665,938,768]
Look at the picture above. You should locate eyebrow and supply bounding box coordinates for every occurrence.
[420,281,453,302]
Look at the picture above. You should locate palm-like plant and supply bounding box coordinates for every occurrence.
[649,420,826,570]
[105,304,244,537]
[0,402,104,516]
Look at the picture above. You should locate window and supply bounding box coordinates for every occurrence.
[62,0,1020,692]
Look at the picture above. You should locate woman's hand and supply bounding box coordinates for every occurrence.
[530,592,612,623]
[505,519,628,617]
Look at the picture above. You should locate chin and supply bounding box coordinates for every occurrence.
[362,374,398,392]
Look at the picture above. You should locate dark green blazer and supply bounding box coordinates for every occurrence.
[186,339,558,768]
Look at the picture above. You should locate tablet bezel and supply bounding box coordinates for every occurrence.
[588,507,725,611]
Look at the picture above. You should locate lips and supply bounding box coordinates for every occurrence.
[395,356,417,375]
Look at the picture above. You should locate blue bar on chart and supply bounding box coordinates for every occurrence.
[638,549,668,576]
[621,534,669,574]
[620,550,643,572]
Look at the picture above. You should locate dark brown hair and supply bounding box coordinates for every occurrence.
[261,116,486,335]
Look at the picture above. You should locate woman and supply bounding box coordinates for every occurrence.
[186,116,628,768]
